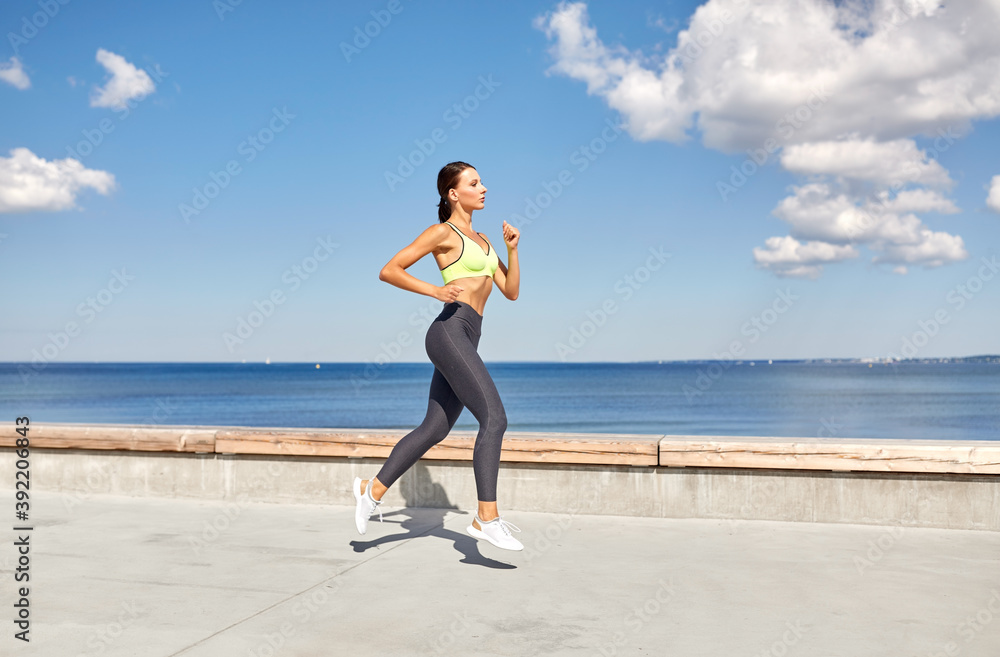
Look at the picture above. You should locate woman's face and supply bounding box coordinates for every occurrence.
[450,168,486,211]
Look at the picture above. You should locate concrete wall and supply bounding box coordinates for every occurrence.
[5,448,997,531]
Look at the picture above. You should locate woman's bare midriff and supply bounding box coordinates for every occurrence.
[444,275,492,316]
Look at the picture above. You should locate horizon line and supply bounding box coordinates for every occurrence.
[1,356,997,365]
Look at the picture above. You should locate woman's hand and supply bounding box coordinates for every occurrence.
[502,220,519,250]
[435,282,465,302]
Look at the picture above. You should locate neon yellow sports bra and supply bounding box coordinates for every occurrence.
[439,221,499,285]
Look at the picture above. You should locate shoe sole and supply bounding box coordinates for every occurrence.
[466,524,523,551]
[353,477,368,535]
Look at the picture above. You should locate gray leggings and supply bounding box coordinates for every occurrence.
[375,300,507,502]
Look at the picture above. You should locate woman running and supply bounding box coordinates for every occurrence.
[353,161,523,551]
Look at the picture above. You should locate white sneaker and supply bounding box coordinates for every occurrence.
[353,477,383,535]
[467,515,523,551]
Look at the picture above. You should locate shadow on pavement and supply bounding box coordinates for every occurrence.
[348,463,517,569]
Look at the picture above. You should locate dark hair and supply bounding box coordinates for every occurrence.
[436,161,474,222]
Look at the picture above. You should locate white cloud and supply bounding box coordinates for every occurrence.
[533,2,690,142]
[772,183,867,243]
[0,148,116,213]
[647,14,679,35]
[872,230,967,268]
[535,0,1000,151]
[535,0,989,277]
[780,138,952,188]
[988,175,1000,213]
[879,189,959,215]
[769,182,966,269]
[0,56,30,90]
[752,235,859,279]
[90,48,155,110]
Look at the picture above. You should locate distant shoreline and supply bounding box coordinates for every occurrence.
[1,357,998,365]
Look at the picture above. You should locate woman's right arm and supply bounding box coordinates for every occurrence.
[379,223,463,302]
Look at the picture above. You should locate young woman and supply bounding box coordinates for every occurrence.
[353,161,523,551]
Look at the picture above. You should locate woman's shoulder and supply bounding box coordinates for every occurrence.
[419,221,453,236]
[416,222,459,249]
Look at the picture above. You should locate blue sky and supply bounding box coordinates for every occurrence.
[1,0,998,364]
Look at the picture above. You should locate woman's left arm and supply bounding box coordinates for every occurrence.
[492,220,519,301]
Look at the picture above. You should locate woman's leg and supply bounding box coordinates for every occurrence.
[362,302,508,518]
[422,306,507,513]
[366,365,465,500]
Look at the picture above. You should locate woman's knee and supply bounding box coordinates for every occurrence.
[487,405,507,436]
[414,411,452,444]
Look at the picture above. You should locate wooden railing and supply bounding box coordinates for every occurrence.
[2,423,998,474]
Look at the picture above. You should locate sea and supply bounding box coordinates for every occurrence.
[0,361,997,441]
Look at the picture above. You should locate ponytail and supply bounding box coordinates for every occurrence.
[436,161,473,223]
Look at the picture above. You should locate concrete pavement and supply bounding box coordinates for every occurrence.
[0,488,998,656]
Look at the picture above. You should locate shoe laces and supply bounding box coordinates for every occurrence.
[494,517,521,537]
